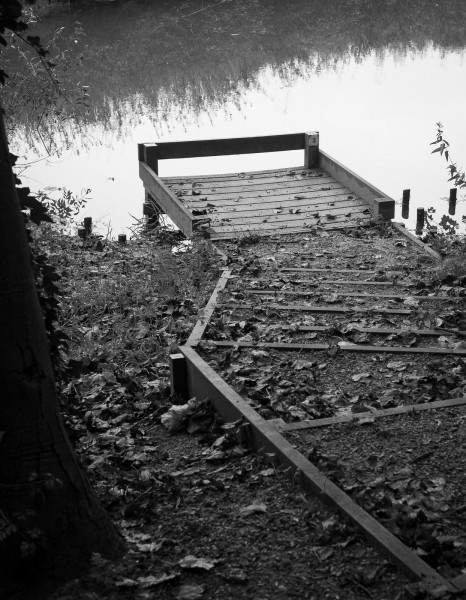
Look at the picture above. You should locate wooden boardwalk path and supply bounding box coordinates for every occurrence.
[169,225,466,595]
[138,133,395,239]
[137,133,466,594]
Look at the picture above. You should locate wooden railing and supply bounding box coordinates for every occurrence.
[138,131,394,237]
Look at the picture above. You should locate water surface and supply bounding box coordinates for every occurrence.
[5,0,466,235]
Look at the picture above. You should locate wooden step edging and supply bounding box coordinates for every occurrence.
[392,222,441,261]
[171,345,459,593]
[207,340,466,355]
[244,289,452,301]
[262,325,458,336]
[222,302,413,315]
[268,396,466,431]
[185,269,231,347]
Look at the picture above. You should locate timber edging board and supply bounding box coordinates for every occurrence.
[222,302,413,315]
[268,396,466,431]
[186,269,231,347]
[392,222,441,261]
[208,340,466,356]
[175,345,458,592]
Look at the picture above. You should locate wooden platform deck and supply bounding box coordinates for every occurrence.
[138,133,395,239]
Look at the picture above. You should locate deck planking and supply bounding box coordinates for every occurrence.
[163,166,372,238]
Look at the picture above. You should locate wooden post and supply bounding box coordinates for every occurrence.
[77,227,86,239]
[449,188,457,216]
[83,217,92,236]
[143,191,161,227]
[118,234,126,244]
[170,353,188,399]
[416,207,425,233]
[401,189,410,219]
[139,143,159,175]
[304,132,319,169]
[373,198,395,221]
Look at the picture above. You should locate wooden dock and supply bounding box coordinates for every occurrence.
[138,133,395,239]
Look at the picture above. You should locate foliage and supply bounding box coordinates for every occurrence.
[1,0,88,155]
[424,124,466,262]
[430,122,466,192]
[35,185,90,228]
[12,156,70,378]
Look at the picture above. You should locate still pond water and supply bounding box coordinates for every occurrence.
[8,0,466,236]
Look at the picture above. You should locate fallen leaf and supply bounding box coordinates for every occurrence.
[239,502,267,517]
[179,555,218,571]
[352,373,371,382]
[138,573,178,587]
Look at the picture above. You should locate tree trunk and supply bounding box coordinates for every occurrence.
[0,107,125,598]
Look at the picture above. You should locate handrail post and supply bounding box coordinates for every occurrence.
[138,143,159,175]
[304,132,319,169]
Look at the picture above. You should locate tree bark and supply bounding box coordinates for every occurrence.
[0,106,125,598]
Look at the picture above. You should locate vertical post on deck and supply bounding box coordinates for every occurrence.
[449,188,457,216]
[304,132,319,169]
[170,353,188,399]
[416,207,425,234]
[401,189,410,219]
[138,142,159,175]
[118,234,127,244]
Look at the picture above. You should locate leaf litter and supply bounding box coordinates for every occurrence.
[44,227,409,599]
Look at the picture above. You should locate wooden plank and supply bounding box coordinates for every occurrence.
[185,188,355,209]
[221,303,412,315]
[210,213,369,234]
[196,199,367,222]
[171,177,343,197]
[209,222,369,240]
[209,341,466,355]
[178,345,455,591]
[281,268,377,274]
[163,165,317,183]
[139,162,194,236]
[285,280,396,286]
[319,151,396,220]
[209,206,369,228]
[273,397,466,431]
[168,174,338,193]
[279,325,454,336]
[154,133,305,159]
[392,222,441,260]
[244,289,451,300]
[186,270,231,347]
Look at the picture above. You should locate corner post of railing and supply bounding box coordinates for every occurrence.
[138,142,159,175]
[304,131,319,169]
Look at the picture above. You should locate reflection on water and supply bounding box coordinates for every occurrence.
[3,0,466,234]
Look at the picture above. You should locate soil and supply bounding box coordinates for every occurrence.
[53,422,409,600]
[286,405,466,579]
